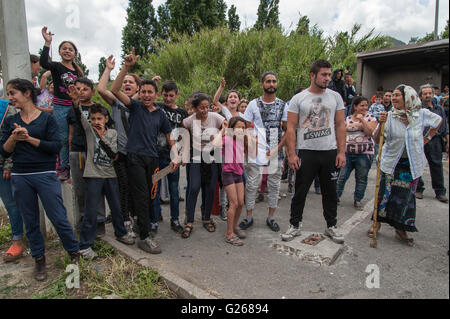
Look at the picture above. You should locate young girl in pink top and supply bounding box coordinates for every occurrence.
[214,117,249,246]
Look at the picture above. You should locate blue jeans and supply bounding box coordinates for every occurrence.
[0,169,23,240]
[186,163,219,223]
[11,173,79,258]
[337,153,373,202]
[79,178,127,250]
[151,157,180,224]
[53,104,71,168]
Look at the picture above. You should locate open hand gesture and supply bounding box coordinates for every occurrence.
[68,85,80,106]
[124,48,140,68]
[106,55,116,70]
[41,26,53,45]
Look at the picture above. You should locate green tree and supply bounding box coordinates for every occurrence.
[74,53,89,77]
[254,0,281,31]
[441,20,449,39]
[157,3,171,41]
[327,24,390,74]
[98,57,107,81]
[121,0,158,58]
[227,5,241,32]
[166,0,228,36]
[295,14,310,36]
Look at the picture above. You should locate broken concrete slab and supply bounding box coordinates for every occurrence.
[271,231,346,266]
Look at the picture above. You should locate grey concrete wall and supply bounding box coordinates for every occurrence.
[361,63,380,98]
[360,62,443,98]
[378,66,442,93]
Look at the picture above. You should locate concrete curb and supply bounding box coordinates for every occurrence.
[102,229,217,299]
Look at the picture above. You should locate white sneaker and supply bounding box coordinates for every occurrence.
[325,226,345,244]
[79,247,98,260]
[281,224,302,242]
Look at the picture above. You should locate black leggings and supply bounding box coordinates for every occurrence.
[290,150,339,228]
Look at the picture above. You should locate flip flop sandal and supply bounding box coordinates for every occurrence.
[203,221,216,233]
[225,235,244,246]
[395,231,414,247]
[3,243,24,263]
[181,225,193,239]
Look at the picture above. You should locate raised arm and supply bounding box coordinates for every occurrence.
[40,27,55,70]
[98,55,117,105]
[39,71,51,91]
[213,77,226,108]
[111,48,140,107]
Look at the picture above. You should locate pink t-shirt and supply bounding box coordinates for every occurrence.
[345,114,376,155]
[222,135,244,175]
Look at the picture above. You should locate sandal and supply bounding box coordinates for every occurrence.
[181,225,193,239]
[367,223,381,238]
[203,220,216,233]
[395,230,414,247]
[3,242,25,263]
[225,235,244,246]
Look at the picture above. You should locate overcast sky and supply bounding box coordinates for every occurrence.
[22,0,449,81]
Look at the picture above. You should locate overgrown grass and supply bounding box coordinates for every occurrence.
[32,240,174,299]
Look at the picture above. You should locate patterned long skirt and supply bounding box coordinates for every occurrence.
[376,159,419,232]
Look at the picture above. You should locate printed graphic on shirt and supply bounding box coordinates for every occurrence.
[346,115,376,155]
[93,137,113,167]
[301,97,331,140]
[59,73,77,94]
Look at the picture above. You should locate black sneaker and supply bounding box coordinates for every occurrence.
[170,220,184,234]
[158,213,164,222]
[239,218,253,230]
[96,222,106,238]
[69,251,81,264]
[266,219,280,232]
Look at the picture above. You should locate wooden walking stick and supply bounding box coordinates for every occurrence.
[370,122,385,248]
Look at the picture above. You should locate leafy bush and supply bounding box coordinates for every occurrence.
[134,25,390,104]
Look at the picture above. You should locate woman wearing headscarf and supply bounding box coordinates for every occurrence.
[369,85,443,246]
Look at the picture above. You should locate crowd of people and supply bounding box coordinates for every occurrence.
[0,26,448,281]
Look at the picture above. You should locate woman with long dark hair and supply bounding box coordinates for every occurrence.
[336,96,378,209]
[0,79,79,281]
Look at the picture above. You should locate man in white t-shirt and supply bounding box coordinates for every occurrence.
[281,59,347,244]
[238,71,287,232]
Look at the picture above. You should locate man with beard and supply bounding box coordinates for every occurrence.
[238,71,287,232]
[282,59,347,244]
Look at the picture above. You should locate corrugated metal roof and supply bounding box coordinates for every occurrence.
[357,39,449,59]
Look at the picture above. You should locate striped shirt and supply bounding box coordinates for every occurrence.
[379,109,442,180]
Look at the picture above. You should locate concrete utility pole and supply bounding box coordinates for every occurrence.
[434,0,440,40]
[0,0,31,90]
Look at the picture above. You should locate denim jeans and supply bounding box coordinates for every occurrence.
[0,169,23,240]
[337,153,373,202]
[11,173,79,258]
[186,163,219,223]
[79,178,127,250]
[151,157,180,223]
[53,104,71,168]
[70,152,106,225]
